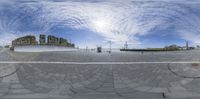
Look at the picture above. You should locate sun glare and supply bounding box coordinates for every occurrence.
[93,18,108,31]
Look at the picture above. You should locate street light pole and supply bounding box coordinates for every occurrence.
[109,41,111,53]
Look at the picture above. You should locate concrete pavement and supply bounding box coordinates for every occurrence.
[0,49,200,98]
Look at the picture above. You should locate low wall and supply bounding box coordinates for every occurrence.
[14,46,78,52]
[120,49,179,52]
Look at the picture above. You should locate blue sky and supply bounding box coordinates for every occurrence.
[0,0,200,48]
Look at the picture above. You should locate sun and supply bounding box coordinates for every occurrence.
[95,20,106,29]
[93,18,108,31]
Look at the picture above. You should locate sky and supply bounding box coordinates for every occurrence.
[0,0,200,48]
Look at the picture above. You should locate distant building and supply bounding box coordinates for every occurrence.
[189,47,195,50]
[11,34,75,48]
[12,35,37,47]
[47,35,59,46]
[165,44,179,50]
[39,34,46,45]
[4,45,10,48]
[59,38,68,46]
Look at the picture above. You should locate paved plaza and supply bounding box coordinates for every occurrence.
[1,48,200,98]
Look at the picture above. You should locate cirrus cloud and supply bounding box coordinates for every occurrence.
[0,0,200,47]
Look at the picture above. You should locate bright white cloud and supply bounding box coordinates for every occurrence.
[0,0,200,47]
[37,1,167,43]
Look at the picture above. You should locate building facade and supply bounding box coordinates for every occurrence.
[47,35,59,46]
[39,34,46,45]
[12,34,75,48]
[12,35,37,47]
[59,38,68,46]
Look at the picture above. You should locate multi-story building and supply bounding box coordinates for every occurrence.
[47,35,59,46]
[39,34,46,45]
[12,34,75,48]
[12,35,37,47]
[59,38,67,46]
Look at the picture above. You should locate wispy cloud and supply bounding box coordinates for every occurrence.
[0,0,200,47]
[34,1,169,43]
